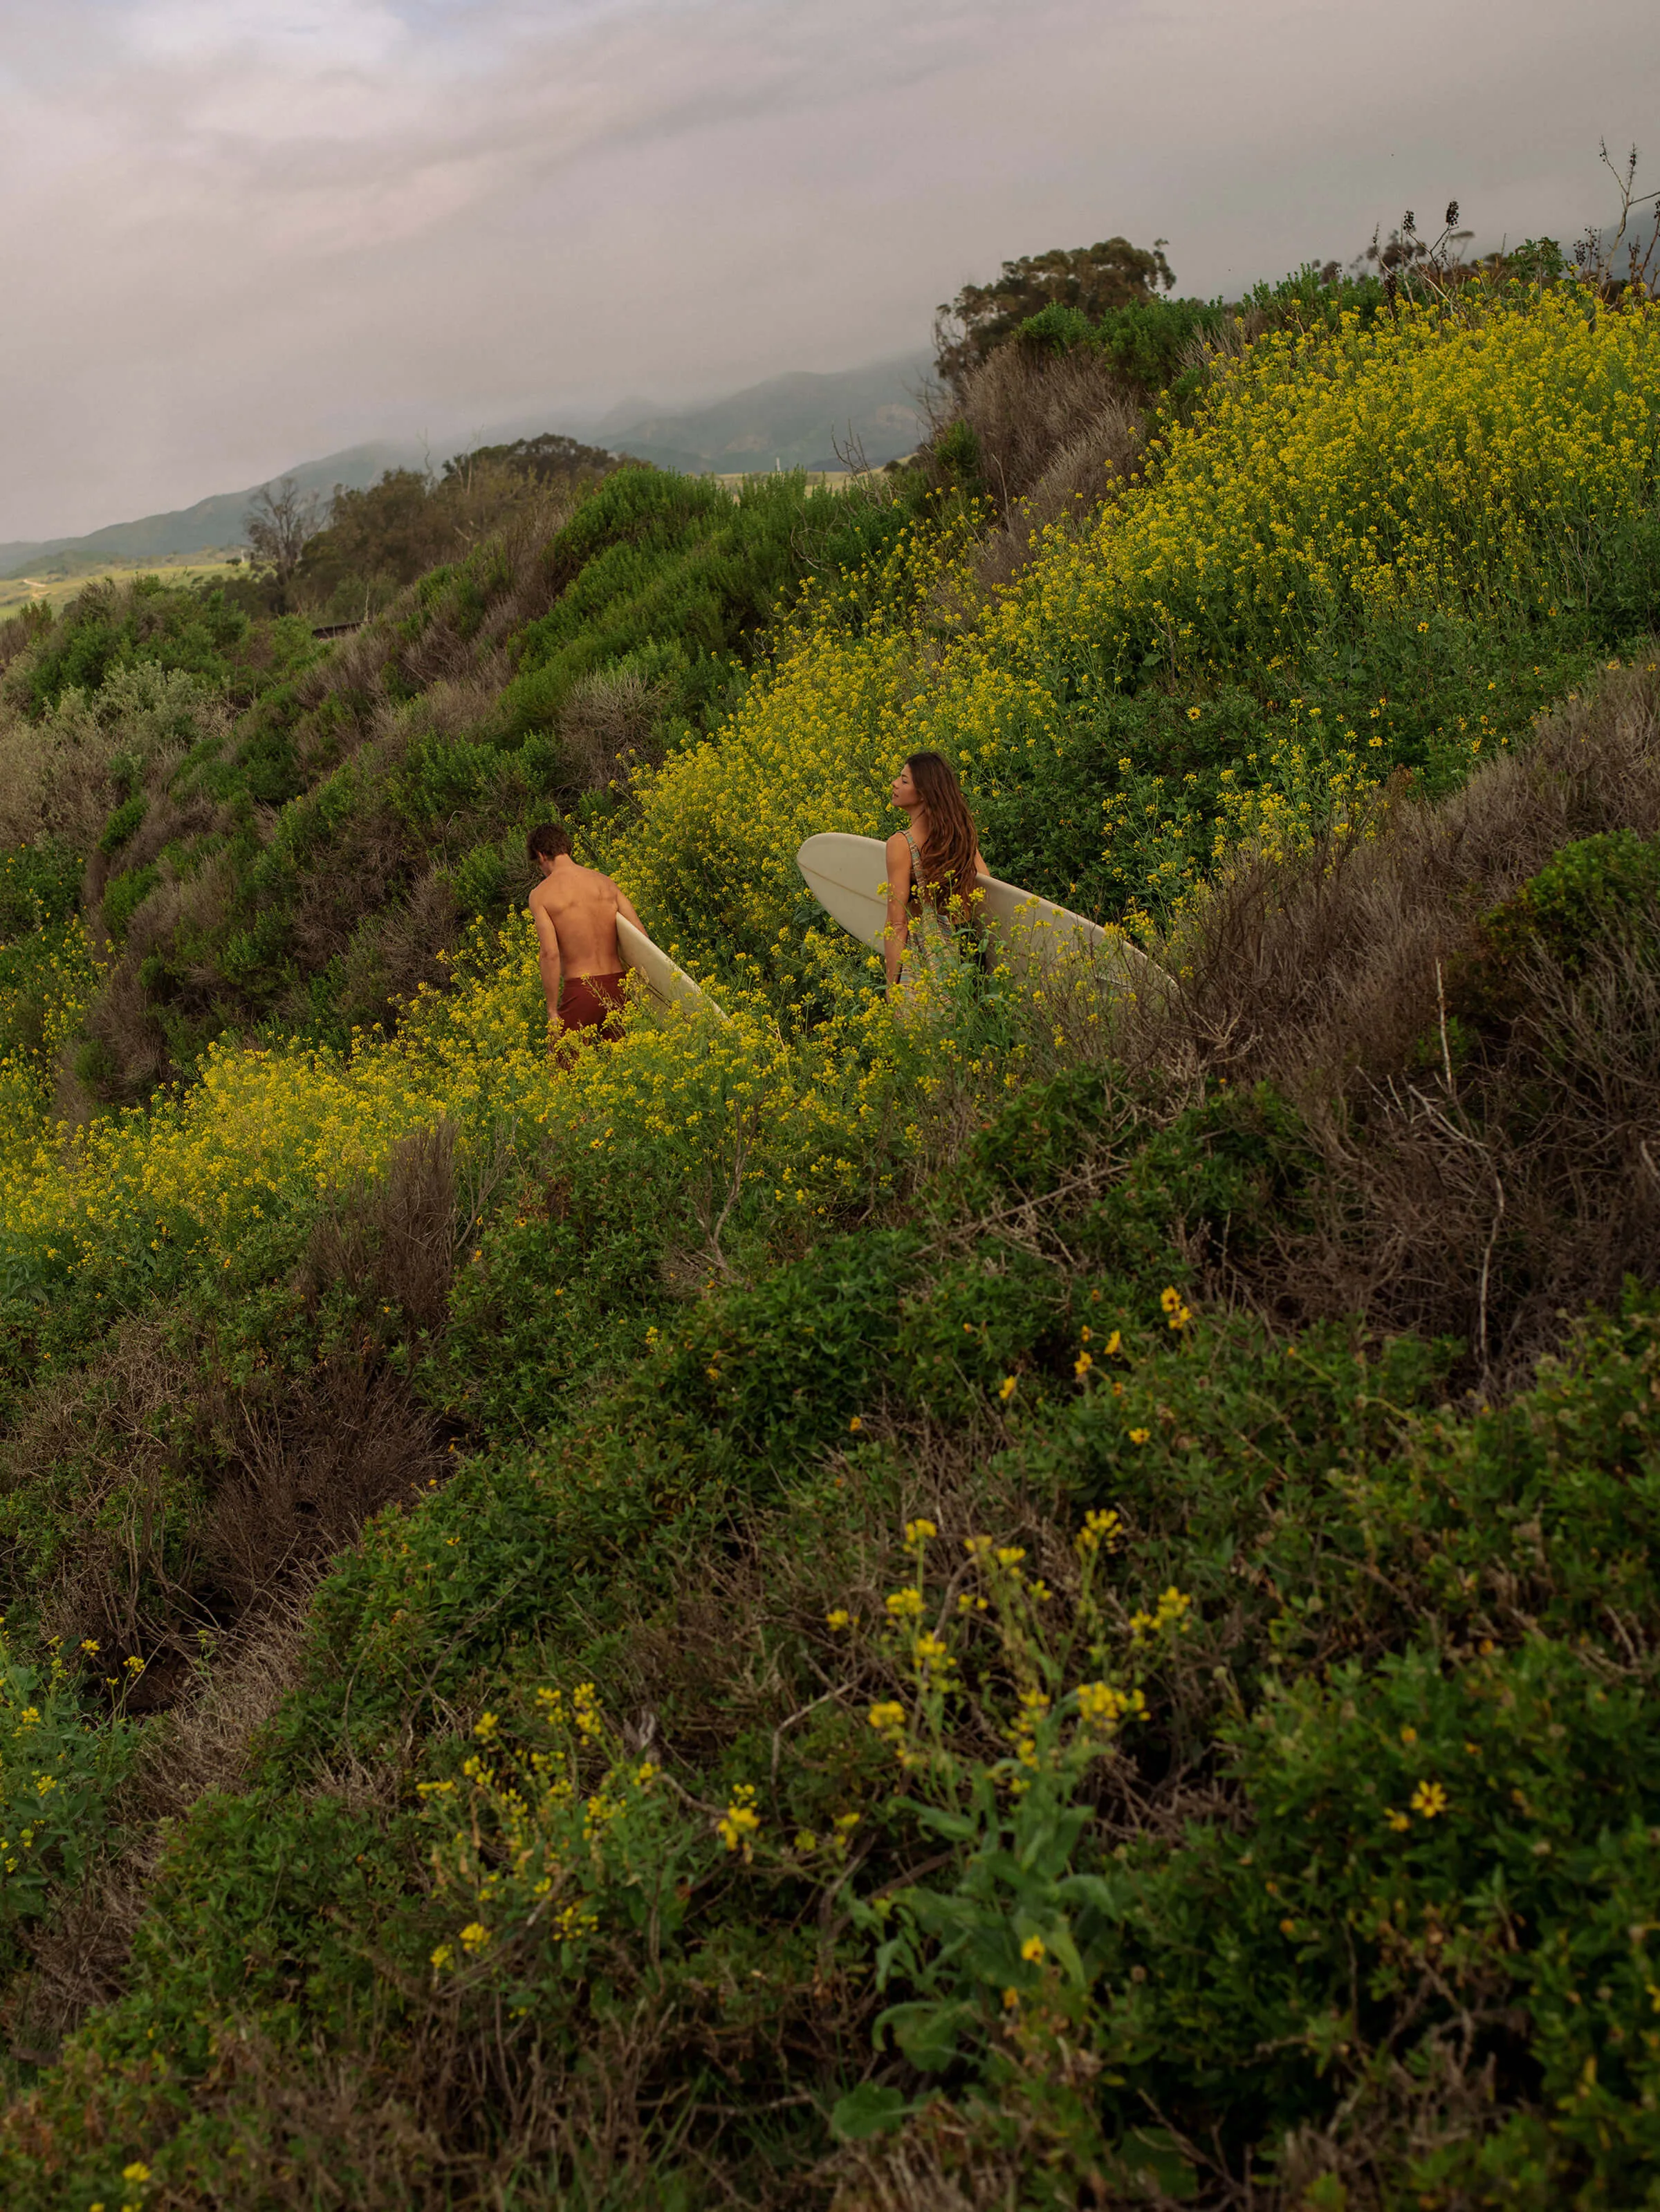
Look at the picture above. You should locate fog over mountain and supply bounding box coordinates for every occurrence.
[0,353,931,573]
[1,0,1654,542]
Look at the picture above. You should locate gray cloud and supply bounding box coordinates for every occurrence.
[2,0,1655,537]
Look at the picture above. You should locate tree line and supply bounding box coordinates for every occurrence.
[242,433,625,620]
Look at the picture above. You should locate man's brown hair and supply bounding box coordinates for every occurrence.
[528,821,572,863]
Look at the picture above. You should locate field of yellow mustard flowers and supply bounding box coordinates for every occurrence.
[623,288,1660,952]
[5,286,1654,1289]
[0,275,1656,2209]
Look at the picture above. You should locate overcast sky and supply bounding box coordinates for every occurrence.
[1,0,1656,539]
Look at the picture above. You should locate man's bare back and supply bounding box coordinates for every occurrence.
[526,824,643,1040]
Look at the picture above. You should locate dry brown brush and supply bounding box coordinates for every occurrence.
[902,657,1660,1394]
[1107,657,1660,1385]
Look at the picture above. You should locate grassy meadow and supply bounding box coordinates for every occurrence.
[0,555,248,622]
[0,270,1653,2208]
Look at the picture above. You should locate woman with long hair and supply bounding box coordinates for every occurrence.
[884,751,987,1000]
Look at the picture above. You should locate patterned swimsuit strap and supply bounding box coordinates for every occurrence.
[903,826,926,909]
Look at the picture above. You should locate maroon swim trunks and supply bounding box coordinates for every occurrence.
[557,969,631,1037]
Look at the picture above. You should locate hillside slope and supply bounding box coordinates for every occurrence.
[0,277,1654,2209]
[1,465,918,1099]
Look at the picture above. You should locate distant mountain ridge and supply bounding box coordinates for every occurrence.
[598,354,930,474]
[0,353,932,577]
[0,440,428,576]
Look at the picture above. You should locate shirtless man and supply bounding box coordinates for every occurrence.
[526,821,642,1045]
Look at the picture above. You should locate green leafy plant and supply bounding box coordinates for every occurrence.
[847,1515,1162,2072]
[0,1624,140,1949]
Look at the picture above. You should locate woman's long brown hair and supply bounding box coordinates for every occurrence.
[905,752,979,913]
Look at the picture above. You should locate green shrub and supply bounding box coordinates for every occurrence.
[100,862,160,940]
[499,467,912,743]
[1017,292,1229,403]
[96,794,146,857]
[1452,826,1660,1028]
[0,1627,138,1963]
[0,845,80,936]
[1488,826,1660,967]
[15,579,254,716]
[1080,1636,1660,2200]
[0,851,98,1127]
[442,839,512,919]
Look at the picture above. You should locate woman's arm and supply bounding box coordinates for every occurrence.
[883,830,912,994]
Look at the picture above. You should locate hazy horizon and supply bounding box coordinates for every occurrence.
[3,0,1656,541]
[0,347,936,561]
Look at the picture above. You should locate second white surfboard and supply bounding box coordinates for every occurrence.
[795,833,1157,991]
[618,914,728,1021]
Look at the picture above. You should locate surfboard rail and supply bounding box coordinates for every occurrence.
[617,915,728,1021]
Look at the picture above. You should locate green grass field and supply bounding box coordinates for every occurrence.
[0,549,246,618]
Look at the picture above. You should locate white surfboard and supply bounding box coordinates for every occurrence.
[795,832,1158,992]
[618,914,728,1021]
